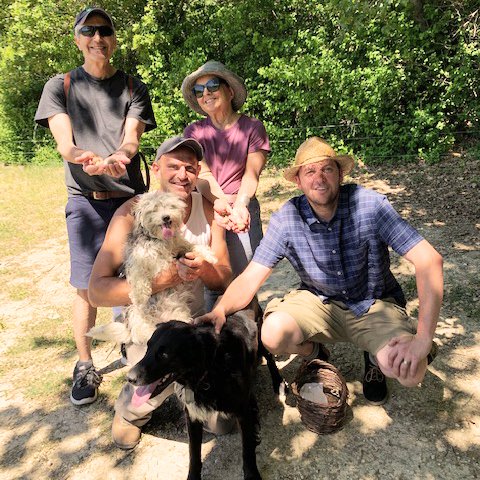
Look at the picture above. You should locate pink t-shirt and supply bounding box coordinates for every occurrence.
[184,114,270,195]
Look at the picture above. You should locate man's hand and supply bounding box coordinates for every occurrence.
[213,198,250,233]
[194,308,227,334]
[151,262,182,292]
[76,150,130,177]
[103,152,131,177]
[387,334,432,379]
[176,251,205,282]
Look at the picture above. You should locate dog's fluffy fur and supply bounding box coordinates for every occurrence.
[127,303,284,480]
[88,191,217,345]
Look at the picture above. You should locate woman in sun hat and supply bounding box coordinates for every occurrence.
[182,60,270,308]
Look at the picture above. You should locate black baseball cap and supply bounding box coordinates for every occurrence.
[74,7,114,29]
[154,136,204,162]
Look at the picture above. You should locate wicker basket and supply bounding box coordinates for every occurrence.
[291,359,349,434]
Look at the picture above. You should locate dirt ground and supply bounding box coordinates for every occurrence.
[1,156,479,480]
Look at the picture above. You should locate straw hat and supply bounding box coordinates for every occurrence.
[181,60,247,116]
[284,137,354,182]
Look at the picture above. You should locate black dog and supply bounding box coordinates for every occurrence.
[127,306,284,480]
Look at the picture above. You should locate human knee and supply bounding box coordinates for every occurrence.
[261,312,302,355]
[261,313,283,355]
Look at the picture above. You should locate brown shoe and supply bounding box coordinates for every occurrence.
[112,412,141,450]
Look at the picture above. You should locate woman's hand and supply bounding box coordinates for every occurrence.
[213,198,250,233]
[229,204,250,233]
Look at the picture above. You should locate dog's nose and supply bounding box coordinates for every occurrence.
[162,215,171,223]
[126,369,138,385]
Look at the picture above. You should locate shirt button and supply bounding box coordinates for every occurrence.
[337,271,342,276]
[342,290,347,294]
[332,250,336,254]
[328,227,332,231]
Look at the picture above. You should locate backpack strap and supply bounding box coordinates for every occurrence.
[127,75,149,192]
[128,74,134,100]
[138,151,150,192]
[63,71,71,100]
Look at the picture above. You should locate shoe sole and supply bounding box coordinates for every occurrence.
[70,390,98,406]
[113,439,140,450]
[364,394,388,406]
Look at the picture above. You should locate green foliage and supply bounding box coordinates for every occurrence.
[0,0,478,165]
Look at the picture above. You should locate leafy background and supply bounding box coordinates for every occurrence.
[0,0,478,165]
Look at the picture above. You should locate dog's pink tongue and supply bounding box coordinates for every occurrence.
[131,379,161,407]
[162,226,173,239]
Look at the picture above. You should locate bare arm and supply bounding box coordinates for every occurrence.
[48,114,146,177]
[48,113,87,164]
[88,199,182,307]
[234,150,267,208]
[209,150,268,232]
[196,160,226,203]
[195,261,272,333]
[404,239,443,341]
[387,239,443,371]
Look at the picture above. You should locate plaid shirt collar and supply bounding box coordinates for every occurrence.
[299,186,350,227]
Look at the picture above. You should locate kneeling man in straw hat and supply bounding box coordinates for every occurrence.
[196,136,443,405]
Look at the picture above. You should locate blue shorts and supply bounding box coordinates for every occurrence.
[65,196,130,289]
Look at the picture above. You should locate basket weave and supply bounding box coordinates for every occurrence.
[291,359,349,434]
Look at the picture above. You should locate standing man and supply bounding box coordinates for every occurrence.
[198,136,443,405]
[35,7,157,406]
[88,136,232,449]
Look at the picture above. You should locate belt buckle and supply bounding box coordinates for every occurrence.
[93,191,107,200]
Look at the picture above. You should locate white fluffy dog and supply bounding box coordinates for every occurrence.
[88,191,217,346]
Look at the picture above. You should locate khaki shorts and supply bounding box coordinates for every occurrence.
[264,290,416,355]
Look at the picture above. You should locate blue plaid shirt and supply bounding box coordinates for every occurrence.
[253,184,423,317]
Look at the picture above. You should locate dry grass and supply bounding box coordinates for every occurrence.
[0,164,123,406]
[0,164,67,258]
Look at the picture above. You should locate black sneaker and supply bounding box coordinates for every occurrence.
[363,351,387,405]
[316,343,331,361]
[70,360,102,406]
[301,342,331,363]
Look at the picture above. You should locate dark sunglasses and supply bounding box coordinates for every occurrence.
[192,78,227,98]
[78,25,115,37]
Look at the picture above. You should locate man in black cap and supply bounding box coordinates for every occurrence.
[88,136,232,449]
[35,7,157,406]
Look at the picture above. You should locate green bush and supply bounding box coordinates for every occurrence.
[0,0,478,165]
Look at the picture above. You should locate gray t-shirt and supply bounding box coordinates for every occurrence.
[35,67,157,196]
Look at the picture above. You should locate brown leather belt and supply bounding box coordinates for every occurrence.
[83,191,134,200]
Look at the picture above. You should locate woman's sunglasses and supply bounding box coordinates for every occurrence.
[192,78,227,98]
[78,25,115,37]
